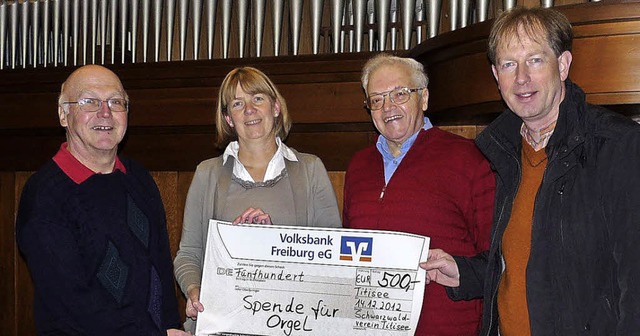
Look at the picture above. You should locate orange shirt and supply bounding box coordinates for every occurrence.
[497,140,547,336]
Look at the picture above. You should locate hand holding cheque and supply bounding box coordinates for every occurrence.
[195,221,430,336]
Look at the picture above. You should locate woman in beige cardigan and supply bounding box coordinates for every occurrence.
[173,66,342,331]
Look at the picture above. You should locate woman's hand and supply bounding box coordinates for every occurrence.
[186,284,205,319]
[232,207,272,225]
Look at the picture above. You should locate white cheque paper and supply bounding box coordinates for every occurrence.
[196,220,430,336]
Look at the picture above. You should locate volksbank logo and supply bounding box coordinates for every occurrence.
[339,236,373,262]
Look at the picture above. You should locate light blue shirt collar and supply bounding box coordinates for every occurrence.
[376,117,433,184]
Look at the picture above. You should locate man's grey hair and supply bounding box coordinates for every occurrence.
[361,53,429,93]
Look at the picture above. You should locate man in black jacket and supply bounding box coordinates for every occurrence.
[423,7,640,336]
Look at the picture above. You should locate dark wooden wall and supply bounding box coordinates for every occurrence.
[0,52,484,335]
[1,52,380,172]
[411,1,640,124]
[3,1,640,334]
[0,49,486,173]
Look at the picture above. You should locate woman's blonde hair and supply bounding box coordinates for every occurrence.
[215,67,292,147]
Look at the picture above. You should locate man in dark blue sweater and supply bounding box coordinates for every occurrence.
[16,65,190,335]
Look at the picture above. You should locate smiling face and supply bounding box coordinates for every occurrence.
[58,65,128,163]
[366,63,429,148]
[224,83,280,145]
[492,28,572,130]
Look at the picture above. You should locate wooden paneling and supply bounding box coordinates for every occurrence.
[286,130,376,172]
[152,171,188,323]
[0,46,493,173]
[571,33,640,96]
[175,171,196,322]
[14,172,37,336]
[411,1,640,123]
[0,173,16,335]
[439,125,484,139]
[329,171,346,216]
[0,53,379,172]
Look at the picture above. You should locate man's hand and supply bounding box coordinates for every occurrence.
[186,284,205,319]
[167,329,191,335]
[420,249,460,287]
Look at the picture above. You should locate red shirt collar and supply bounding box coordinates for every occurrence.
[52,142,127,184]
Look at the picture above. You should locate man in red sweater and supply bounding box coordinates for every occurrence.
[343,53,495,336]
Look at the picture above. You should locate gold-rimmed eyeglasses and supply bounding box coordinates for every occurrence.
[365,87,425,111]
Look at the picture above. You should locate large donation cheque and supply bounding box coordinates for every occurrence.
[196,220,430,336]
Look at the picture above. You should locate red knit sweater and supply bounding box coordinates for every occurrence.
[344,128,495,336]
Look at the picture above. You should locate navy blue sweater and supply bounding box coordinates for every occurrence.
[16,157,180,335]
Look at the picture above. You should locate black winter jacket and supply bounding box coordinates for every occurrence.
[449,80,640,335]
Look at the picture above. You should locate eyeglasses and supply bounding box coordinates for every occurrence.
[62,98,129,113]
[365,87,425,111]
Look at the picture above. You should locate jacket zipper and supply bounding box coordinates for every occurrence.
[378,184,387,201]
[485,135,559,335]
[522,160,550,333]
[484,134,522,336]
